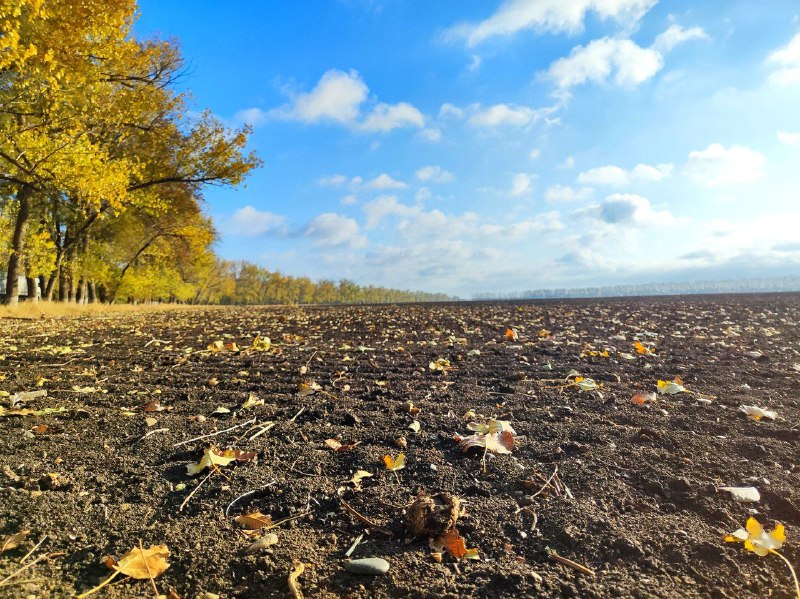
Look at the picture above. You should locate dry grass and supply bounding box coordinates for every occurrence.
[0,301,208,320]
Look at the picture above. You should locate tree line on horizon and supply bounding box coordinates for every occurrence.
[0,1,446,306]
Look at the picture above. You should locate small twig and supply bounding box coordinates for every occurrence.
[264,511,310,531]
[548,550,595,576]
[344,533,364,557]
[133,428,169,445]
[0,551,63,588]
[555,473,574,499]
[338,497,392,536]
[288,560,305,599]
[531,467,559,498]
[225,484,276,517]
[288,407,305,424]
[173,418,257,447]
[19,535,47,564]
[248,422,275,441]
[289,458,317,477]
[179,469,216,512]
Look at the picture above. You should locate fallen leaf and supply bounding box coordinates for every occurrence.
[350,470,373,486]
[384,453,406,471]
[233,450,258,462]
[325,439,361,452]
[144,401,165,413]
[0,406,67,417]
[431,528,480,560]
[506,328,518,342]
[298,381,321,396]
[402,401,420,415]
[187,447,236,476]
[429,358,452,372]
[112,544,170,579]
[207,340,224,352]
[1,529,29,554]
[657,378,687,395]
[739,405,777,421]
[211,406,231,415]
[144,417,158,427]
[241,394,264,409]
[631,392,656,405]
[235,511,274,529]
[634,341,655,355]
[31,424,48,434]
[408,420,421,433]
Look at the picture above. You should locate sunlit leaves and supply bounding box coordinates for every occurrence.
[726,518,785,557]
[186,447,236,476]
[657,377,687,395]
[384,453,406,471]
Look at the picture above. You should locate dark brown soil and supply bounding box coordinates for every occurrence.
[1,295,799,598]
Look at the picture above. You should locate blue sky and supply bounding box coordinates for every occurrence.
[135,1,800,297]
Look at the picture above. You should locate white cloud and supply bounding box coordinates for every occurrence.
[548,25,706,89]
[767,33,800,86]
[574,193,675,226]
[415,187,432,201]
[420,127,443,142]
[364,173,408,190]
[416,165,454,183]
[303,213,367,248]
[548,37,662,88]
[545,184,594,202]
[359,102,425,132]
[778,130,800,146]
[652,24,709,53]
[267,69,425,132]
[228,206,287,237]
[319,174,349,187]
[234,107,268,127]
[439,103,465,119]
[363,195,418,228]
[468,103,543,127]
[577,163,673,186]
[684,143,766,186]
[445,0,657,47]
[341,194,358,205]
[529,149,541,160]
[511,173,534,196]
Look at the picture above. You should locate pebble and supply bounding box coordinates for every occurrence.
[345,558,390,575]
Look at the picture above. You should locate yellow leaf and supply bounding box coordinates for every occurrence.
[384,453,406,471]
[235,511,274,530]
[1,529,29,554]
[113,544,170,579]
[186,447,236,476]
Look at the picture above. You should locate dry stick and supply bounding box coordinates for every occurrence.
[133,428,169,445]
[173,417,257,447]
[264,511,311,532]
[248,422,275,442]
[338,497,392,536]
[19,535,47,564]
[0,552,63,588]
[531,467,559,498]
[179,469,216,512]
[288,407,305,424]
[548,551,595,576]
[288,561,305,599]
[770,550,800,599]
[344,533,364,557]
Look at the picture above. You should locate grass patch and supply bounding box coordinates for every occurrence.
[0,301,205,320]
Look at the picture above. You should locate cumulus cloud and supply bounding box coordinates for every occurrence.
[510,173,534,197]
[303,213,367,248]
[416,165,454,183]
[468,103,543,127]
[778,130,800,146]
[577,163,673,187]
[227,206,287,237]
[548,24,707,89]
[766,33,800,86]
[445,0,657,47]
[574,193,675,226]
[319,174,349,187]
[359,102,425,132]
[363,195,418,228]
[364,173,408,190]
[545,185,594,202]
[684,143,766,186]
[259,69,425,133]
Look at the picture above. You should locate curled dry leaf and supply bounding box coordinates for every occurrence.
[458,430,514,455]
[429,358,452,372]
[634,341,656,355]
[298,381,321,396]
[725,517,785,557]
[402,401,420,415]
[325,439,361,452]
[467,419,515,435]
[350,470,373,486]
[632,392,656,405]
[430,528,479,560]
[251,335,271,352]
[739,405,777,421]
[506,328,518,342]
[143,401,165,412]
[241,394,264,409]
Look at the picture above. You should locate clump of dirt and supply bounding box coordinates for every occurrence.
[0,294,799,598]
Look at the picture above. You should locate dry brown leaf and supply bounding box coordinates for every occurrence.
[235,511,274,530]
[431,528,479,560]
[1,529,29,554]
[143,401,165,413]
[325,439,361,452]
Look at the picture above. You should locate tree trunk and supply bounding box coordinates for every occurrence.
[79,277,88,304]
[4,186,33,306]
[38,275,46,301]
[58,268,67,302]
[25,276,38,302]
[87,282,96,303]
[67,275,77,303]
